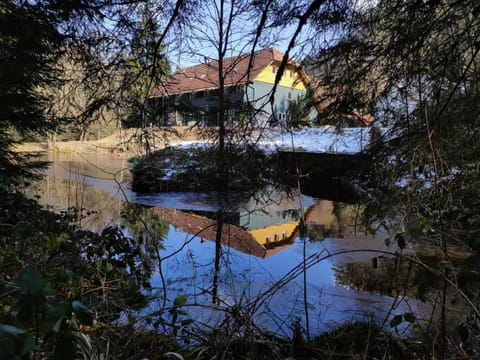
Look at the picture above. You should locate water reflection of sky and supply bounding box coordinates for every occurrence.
[147,225,426,336]
[29,153,429,336]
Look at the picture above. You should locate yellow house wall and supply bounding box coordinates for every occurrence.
[249,221,299,246]
[255,63,307,91]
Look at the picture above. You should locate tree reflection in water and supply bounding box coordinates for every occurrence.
[25,170,438,337]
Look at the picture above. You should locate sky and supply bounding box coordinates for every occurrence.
[165,2,316,69]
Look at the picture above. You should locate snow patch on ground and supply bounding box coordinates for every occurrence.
[170,127,372,154]
[258,127,371,154]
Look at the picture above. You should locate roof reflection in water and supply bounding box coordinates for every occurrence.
[152,195,367,258]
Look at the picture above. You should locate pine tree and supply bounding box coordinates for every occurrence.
[0,1,61,182]
[122,3,170,130]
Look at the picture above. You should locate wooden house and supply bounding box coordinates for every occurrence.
[149,48,310,127]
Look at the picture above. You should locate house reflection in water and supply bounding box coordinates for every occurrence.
[153,198,364,258]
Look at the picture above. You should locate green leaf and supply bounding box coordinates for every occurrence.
[413,324,422,335]
[16,267,44,296]
[56,232,70,245]
[72,300,93,326]
[173,295,187,307]
[19,332,35,356]
[0,324,27,336]
[42,299,71,333]
[0,324,35,356]
[16,294,37,322]
[2,282,20,296]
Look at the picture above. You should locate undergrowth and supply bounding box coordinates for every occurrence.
[130,144,291,193]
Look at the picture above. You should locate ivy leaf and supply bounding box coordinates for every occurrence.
[42,299,71,333]
[0,324,35,357]
[19,331,35,356]
[16,267,44,296]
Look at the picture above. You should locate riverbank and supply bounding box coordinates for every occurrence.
[13,126,372,158]
[12,126,203,158]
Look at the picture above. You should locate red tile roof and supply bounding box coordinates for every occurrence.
[150,48,298,97]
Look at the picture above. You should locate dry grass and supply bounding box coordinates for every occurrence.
[12,126,203,157]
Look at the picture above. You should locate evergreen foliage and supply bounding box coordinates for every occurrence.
[122,2,171,129]
[0,0,61,180]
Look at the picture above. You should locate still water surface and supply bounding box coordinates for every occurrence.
[26,152,428,336]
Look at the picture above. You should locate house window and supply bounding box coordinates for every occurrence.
[274,234,279,242]
[265,235,270,244]
[272,65,277,74]
[282,231,286,241]
[290,70,294,79]
[194,91,205,98]
[288,92,292,100]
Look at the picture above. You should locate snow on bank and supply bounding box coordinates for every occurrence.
[258,127,371,154]
[171,127,372,155]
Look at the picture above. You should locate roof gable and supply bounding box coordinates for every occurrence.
[151,48,299,97]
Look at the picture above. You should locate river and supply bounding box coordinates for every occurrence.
[25,152,432,337]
